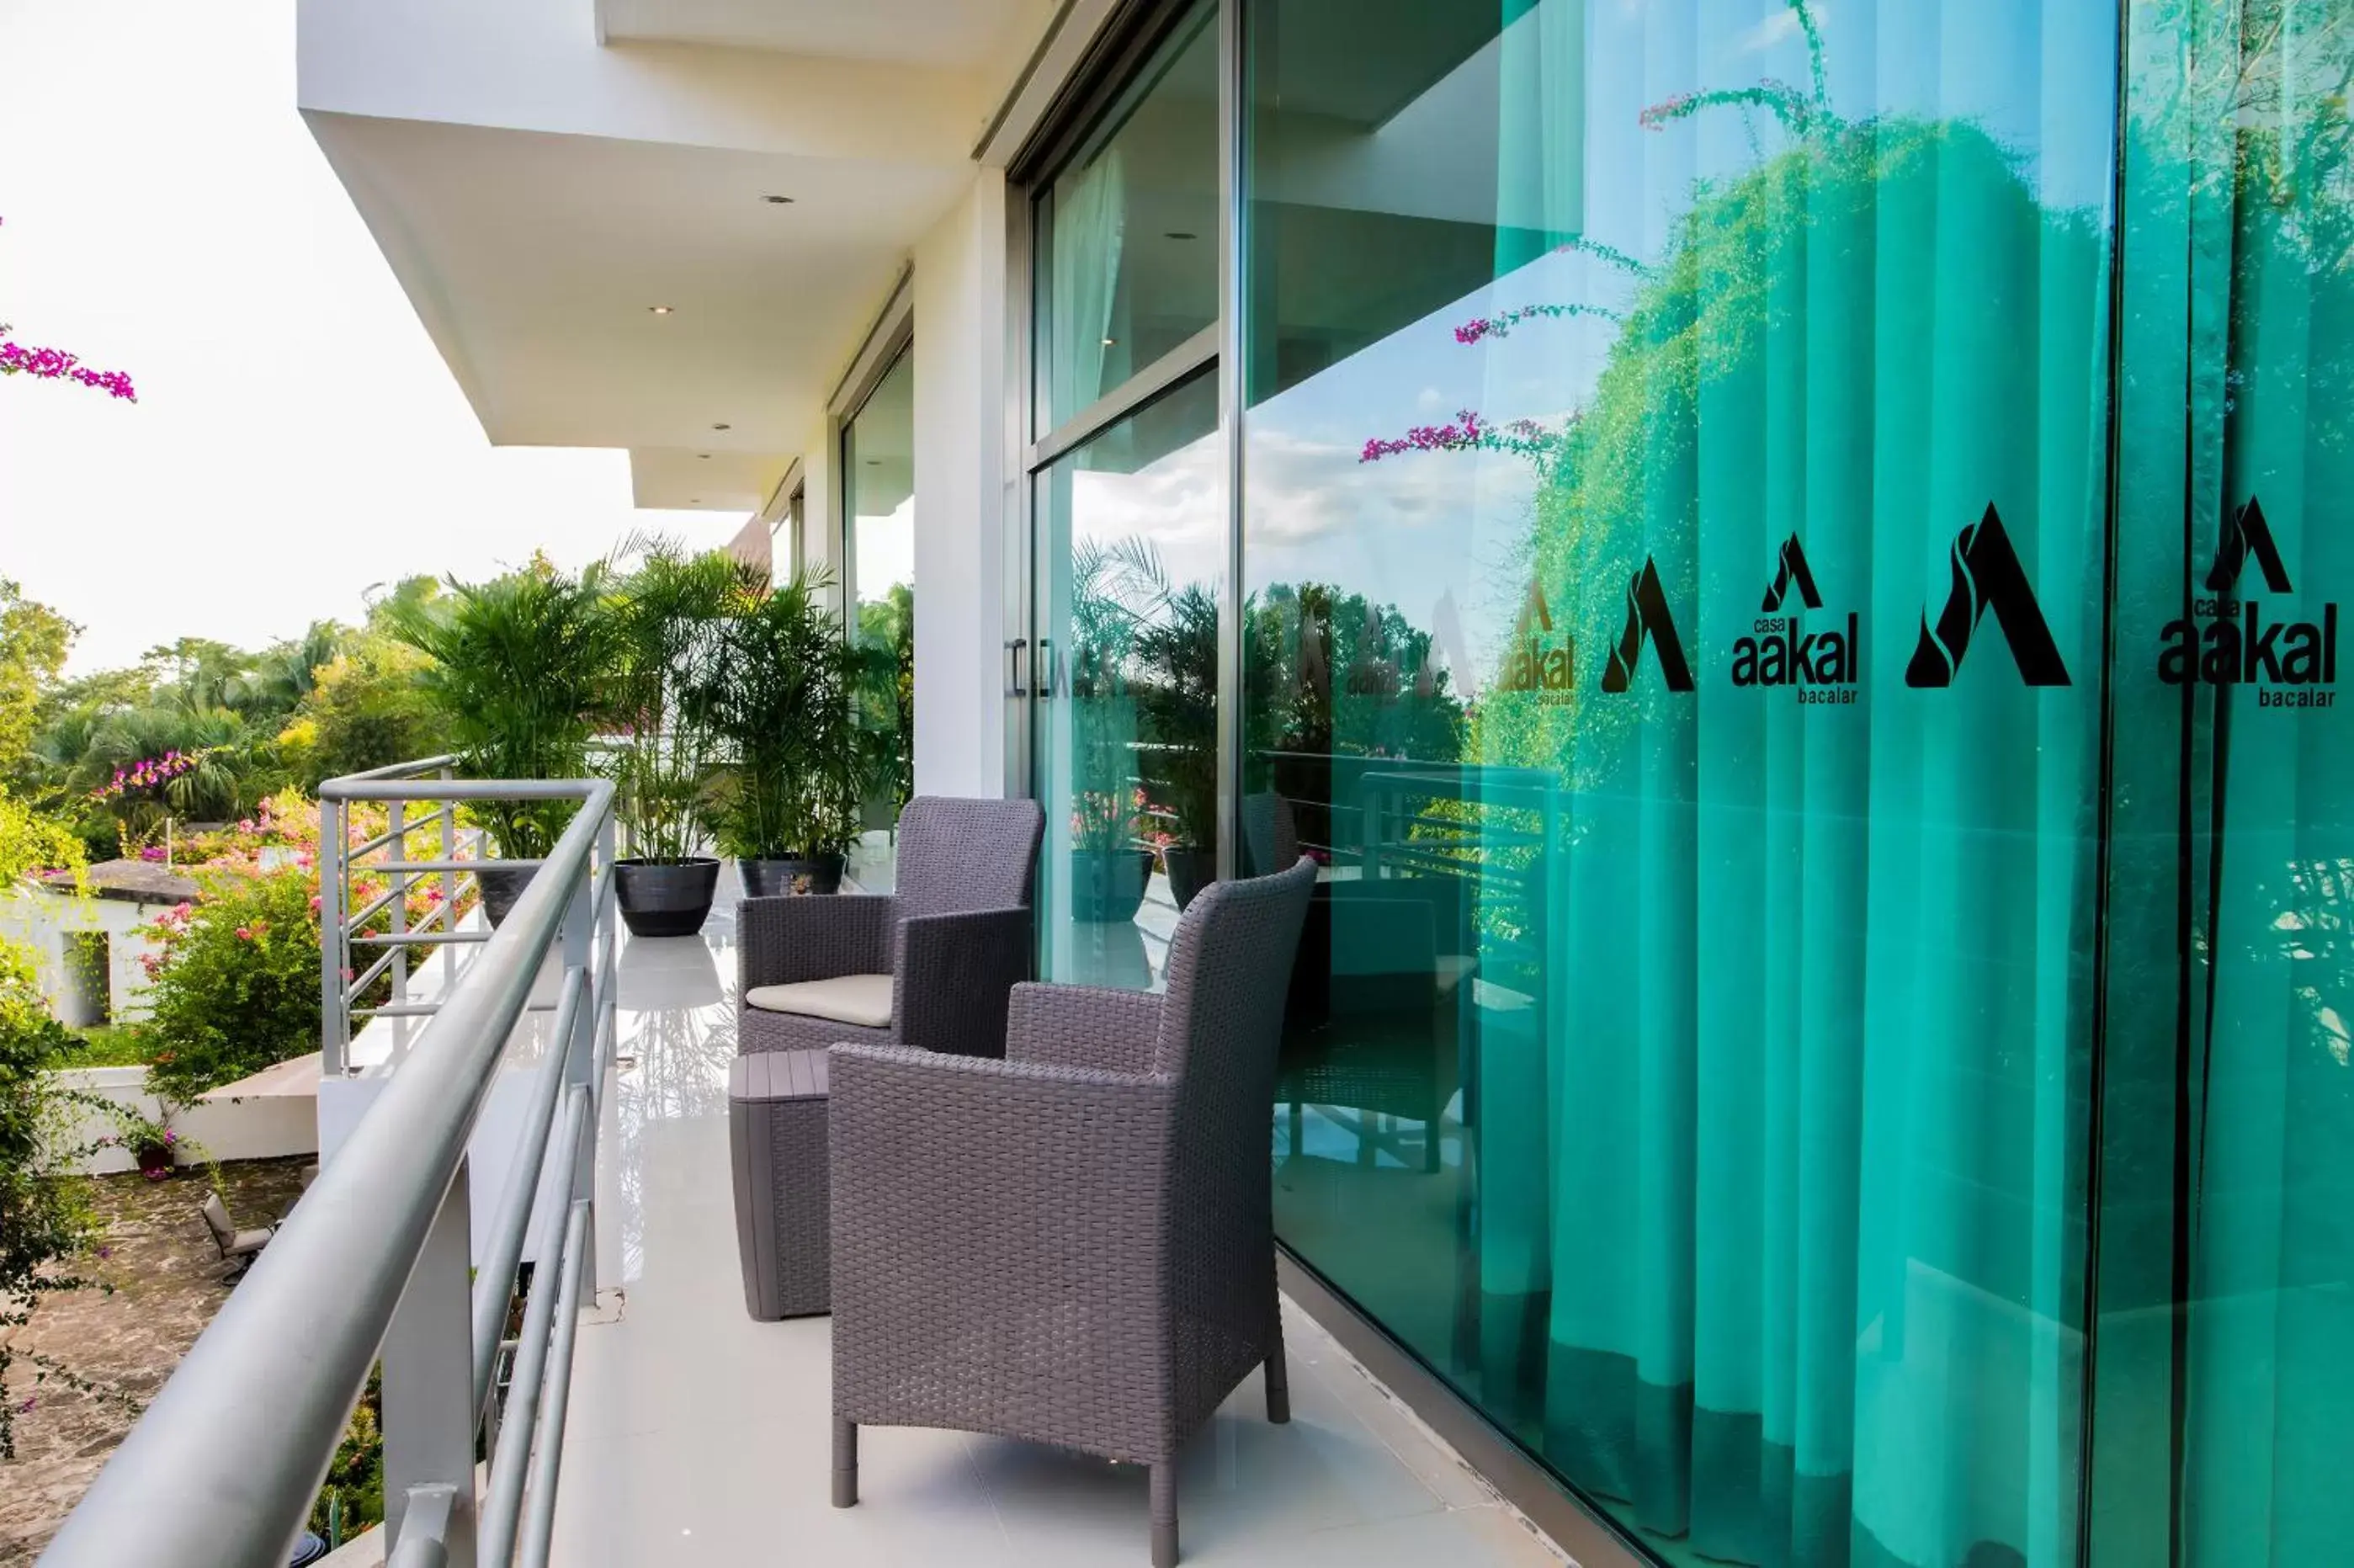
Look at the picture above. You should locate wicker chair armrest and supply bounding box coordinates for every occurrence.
[1005,984,1164,1074]
[829,1043,1177,1427]
[892,906,1034,1057]
[737,893,895,991]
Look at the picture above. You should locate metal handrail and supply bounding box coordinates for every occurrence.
[40,768,619,1568]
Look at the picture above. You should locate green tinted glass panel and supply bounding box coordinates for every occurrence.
[1243,4,2116,1565]
[1034,369,1222,990]
[1034,3,1220,434]
[2091,7,2354,1567]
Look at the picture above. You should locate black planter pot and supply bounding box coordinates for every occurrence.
[614,856,720,938]
[474,863,539,928]
[1071,848,1154,923]
[740,853,846,898]
[1161,844,1214,911]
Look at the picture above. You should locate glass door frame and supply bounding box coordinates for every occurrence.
[1002,0,1242,885]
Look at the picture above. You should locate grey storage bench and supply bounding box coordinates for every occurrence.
[729,1049,831,1320]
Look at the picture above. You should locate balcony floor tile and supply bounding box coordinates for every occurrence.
[554,879,1567,1567]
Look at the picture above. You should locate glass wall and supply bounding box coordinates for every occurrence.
[842,345,915,845]
[2091,6,2354,1567]
[1243,3,2112,1565]
[1012,2,2354,1565]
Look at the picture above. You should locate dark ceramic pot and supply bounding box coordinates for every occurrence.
[1161,844,1213,911]
[135,1141,174,1181]
[740,853,846,898]
[1071,848,1154,923]
[614,856,721,938]
[474,863,539,928]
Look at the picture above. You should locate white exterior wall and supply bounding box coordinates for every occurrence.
[0,888,170,1024]
[909,173,1011,799]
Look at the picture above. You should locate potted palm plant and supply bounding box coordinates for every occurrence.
[694,568,864,896]
[601,540,740,937]
[387,559,620,925]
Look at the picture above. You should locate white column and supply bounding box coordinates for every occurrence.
[909,171,1010,798]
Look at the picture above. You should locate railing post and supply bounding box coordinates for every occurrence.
[562,817,603,1290]
[321,795,347,1075]
[382,1158,478,1568]
[389,799,410,1013]
[440,766,460,991]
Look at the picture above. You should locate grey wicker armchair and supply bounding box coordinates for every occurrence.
[737,796,1043,1060]
[828,855,1319,1568]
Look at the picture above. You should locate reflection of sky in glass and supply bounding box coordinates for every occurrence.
[1243,0,2117,695]
[855,497,914,601]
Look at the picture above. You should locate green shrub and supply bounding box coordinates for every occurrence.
[141,869,323,1101]
[0,937,100,1458]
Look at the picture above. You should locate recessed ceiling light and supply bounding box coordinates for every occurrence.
[764,194,795,205]
[649,305,675,315]
[690,497,701,504]
[711,423,731,431]
[697,453,711,460]
[1164,231,1197,241]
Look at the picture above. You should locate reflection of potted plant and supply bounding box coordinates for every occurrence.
[695,569,865,897]
[603,541,738,937]
[388,560,621,925]
[1133,580,1220,909]
[1070,785,1153,922]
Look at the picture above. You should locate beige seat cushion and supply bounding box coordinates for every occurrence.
[742,973,895,1029]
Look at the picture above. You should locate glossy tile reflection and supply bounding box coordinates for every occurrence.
[558,865,1569,1566]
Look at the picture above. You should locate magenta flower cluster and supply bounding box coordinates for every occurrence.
[1639,78,1815,135]
[91,749,203,803]
[1453,301,1623,345]
[0,216,138,401]
[0,340,136,401]
[1359,410,1563,465]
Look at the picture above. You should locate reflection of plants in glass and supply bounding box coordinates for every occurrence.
[853,583,914,821]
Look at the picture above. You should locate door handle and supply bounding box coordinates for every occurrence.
[1005,638,1029,698]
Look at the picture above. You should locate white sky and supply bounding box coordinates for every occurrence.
[0,0,735,673]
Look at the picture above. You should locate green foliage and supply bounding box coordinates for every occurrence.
[289,634,449,789]
[604,539,745,861]
[45,1023,148,1069]
[0,930,100,1459]
[693,568,863,860]
[0,579,76,773]
[140,869,323,1102]
[385,559,623,860]
[311,1368,385,1539]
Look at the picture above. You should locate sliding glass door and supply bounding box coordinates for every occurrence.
[1007,2,2354,1564]
[1024,0,1221,991]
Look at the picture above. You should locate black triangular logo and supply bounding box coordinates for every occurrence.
[2204,497,2292,594]
[1904,504,2071,688]
[1761,535,1823,612]
[1601,557,1695,693]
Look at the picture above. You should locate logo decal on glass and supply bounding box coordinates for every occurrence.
[1601,557,1695,694]
[2160,497,2336,707]
[1904,504,2071,688]
[1735,536,1857,702]
[1497,581,1575,701]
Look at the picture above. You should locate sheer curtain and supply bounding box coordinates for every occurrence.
[2102,5,2354,1565]
[1472,4,2113,1565]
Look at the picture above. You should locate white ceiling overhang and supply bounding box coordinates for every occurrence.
[296,0,1058,510]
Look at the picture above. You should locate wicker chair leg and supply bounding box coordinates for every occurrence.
[832,1417,858,1507]
[1149,1460,1178,1568]
[1264,1335,1292,1425]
